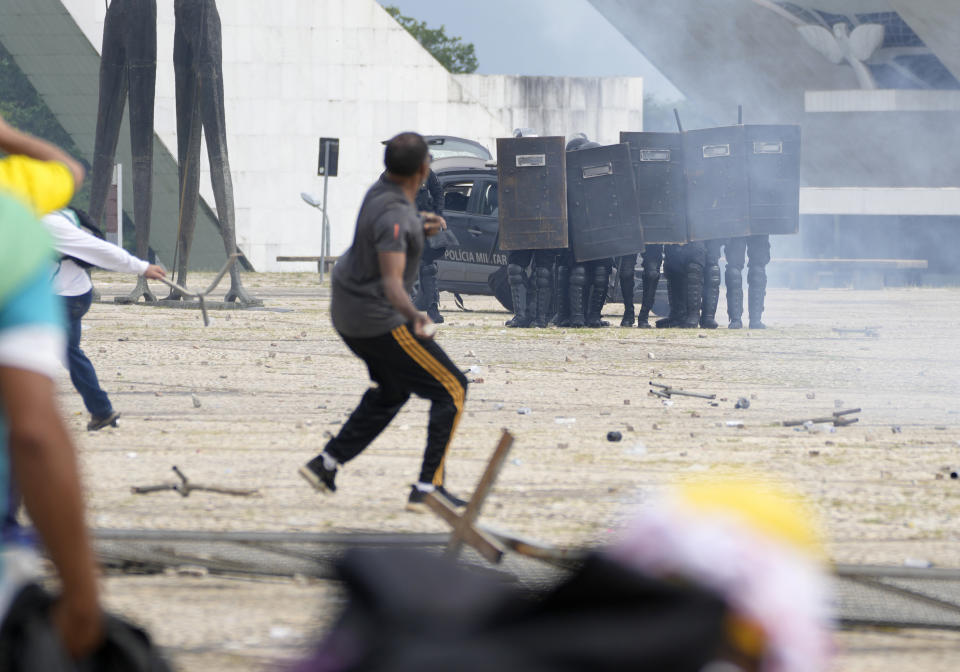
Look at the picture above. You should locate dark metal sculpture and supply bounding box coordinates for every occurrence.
[90,0,260,306]
[89,0,158,303]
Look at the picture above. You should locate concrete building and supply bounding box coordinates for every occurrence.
[0,0,643,272]
[587,0,960,283]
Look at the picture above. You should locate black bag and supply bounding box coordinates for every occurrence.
[61,208,107,270]
[0,583,171,672]
[294,549,729,672]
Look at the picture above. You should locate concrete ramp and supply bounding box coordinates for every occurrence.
[0,0,237,271]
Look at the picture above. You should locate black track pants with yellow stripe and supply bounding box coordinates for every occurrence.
[323,324,468,486]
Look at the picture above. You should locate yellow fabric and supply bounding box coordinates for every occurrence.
[677,478,825,559]
[0,156,75,215]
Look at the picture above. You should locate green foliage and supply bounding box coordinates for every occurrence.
[0,42,90,209]
[384,5,479,74]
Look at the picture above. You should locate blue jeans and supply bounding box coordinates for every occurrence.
[65,291,113,417]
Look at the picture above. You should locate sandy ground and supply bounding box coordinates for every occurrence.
[55,271,960,671]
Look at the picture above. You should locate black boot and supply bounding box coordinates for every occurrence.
[620,266,635,327]
[586,265,609,328]
[534,266,553,328]
[700,263,720,329]
[569,265,587,328]
[553,264,571,326]
[419,262,444,324]
[679,264,703,329]
[656,270,686,328]
[725,267,743,329]
[505,264,532,328]
[748,266,767,329]
[637,270,659,328]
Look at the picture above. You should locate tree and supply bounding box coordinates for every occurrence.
[384,5,479,74]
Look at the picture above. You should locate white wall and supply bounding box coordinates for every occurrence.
[60,0,642,271]
[456,75,644,146]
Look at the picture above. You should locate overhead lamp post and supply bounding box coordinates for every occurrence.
[300,191,330,283]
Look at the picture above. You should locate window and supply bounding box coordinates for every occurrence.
[443,181,474,212]
[478,182,498,216]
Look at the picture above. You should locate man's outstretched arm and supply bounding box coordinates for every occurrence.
[0,366,102,657]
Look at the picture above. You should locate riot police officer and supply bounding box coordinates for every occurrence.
[619,244,664,328]
[725,234,770,329]
[656,241,705,329]
[414,165,445,323]
[700,239,723,329]
[506,128,557,329]
[565,136,612,328]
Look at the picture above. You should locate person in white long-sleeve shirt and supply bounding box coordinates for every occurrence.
[42,208,165,430]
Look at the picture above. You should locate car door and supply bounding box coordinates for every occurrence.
[437,176,477,284]
[463,179,504,284]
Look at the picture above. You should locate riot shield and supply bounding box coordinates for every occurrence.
[620,132,687,244]
[496,137,568,251]
[566,143,644,262]
[746,124,801,236]
[682,126,751,242]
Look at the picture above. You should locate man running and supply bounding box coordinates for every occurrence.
[299,133,468,512]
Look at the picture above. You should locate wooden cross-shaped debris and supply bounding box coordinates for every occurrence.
[424,430,514,564]
[131,466,260,498]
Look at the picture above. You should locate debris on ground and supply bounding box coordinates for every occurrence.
[892,426,902,434]
[517,407,531,415]
[131,466,260,498]
[735,397,750,410]
[649,381,716,401]
[191,394,202,408]
[606,431,623,442]
[783,408,861,428]
[725,420,744,428]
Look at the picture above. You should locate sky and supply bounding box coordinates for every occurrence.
[377,0,684,101]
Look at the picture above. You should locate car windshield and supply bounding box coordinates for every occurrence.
[427,137,492,161]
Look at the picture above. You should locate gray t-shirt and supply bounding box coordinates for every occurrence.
[330,175,424,338]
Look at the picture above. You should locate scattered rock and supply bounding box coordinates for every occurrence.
[652,423,662,431]
[834,399,844,409]
[891,426,902,434]
[517,407,531,415]
[735,397,750,410]
[118,337,129,342]
[808,450,820,457]
[647,352,656,360]
[191,394,201,408]
[511,458,523,466]
[690,411,701,418]
[304,355,312,362]
[154,391,162,397]
[625,424,635,432]
[472,378,485,384]
[270,343,277,347]
[750,394,758,401]
[268,352,277,358]
[709,402,719,407]
[623,399,630,406]
[557,443,569,449]
[175,565,209,578]
[599,410,612,416]
[806,392,816,400]
[607,431,623,442]
[725,420,744,428]
[904,558,933,569]
[466,350,477,358]
[565,356,573,363]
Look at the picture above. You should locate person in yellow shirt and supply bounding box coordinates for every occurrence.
[0,114,84,215]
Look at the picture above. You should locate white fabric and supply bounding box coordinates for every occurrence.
[610,502,833,672]
[0,325,65,379]
[41,210,149,296]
